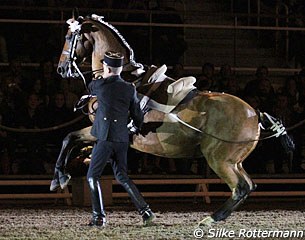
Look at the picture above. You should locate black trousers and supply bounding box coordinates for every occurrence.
[87,140,148,213]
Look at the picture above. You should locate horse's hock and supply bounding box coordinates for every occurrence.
[71,175,305,207]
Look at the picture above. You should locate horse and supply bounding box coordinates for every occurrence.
[55,13,291,226]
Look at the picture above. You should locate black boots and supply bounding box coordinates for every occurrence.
[141,208,155,226]
[87,177,106,227]
[120,179,155,226]
[87,176,155,226]
[88,217,106,227]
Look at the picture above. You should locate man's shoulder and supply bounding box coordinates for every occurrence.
[117,77,134,88]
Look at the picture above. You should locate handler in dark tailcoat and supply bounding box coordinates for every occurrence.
[87,51,155,227]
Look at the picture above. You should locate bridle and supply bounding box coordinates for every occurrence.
[59,19,96,92]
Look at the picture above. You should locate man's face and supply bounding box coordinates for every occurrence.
[102,64,111,79]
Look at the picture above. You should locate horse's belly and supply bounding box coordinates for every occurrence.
[131,123,201,158]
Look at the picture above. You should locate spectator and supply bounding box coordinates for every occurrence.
[255,77,276,113]
[243,65,270,97]
[6,59,32,93]
[60,79,79,111]
[31,78,50,107]
[0,89,15,174]
[217,64,234,91]
[269,93,294,173]
[243,65,275,112]
[141,153,166,174]
[1,74,26,112]
[169,62,185,79]
[14,93,48,174]
[195,62,217,91]
[47,91,74,146]
[38,59,61,97]
[217,65,242,97]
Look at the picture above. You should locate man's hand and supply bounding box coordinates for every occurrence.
[127,120,139,135]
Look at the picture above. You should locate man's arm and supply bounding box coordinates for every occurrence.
[129,86,144,130]
[88,78,101,95]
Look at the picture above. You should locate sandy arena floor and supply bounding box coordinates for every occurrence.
[0,199,304,240]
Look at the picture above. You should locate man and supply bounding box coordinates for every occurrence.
[86,51,155,227]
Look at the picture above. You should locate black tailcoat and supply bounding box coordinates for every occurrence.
[88,75,143,142]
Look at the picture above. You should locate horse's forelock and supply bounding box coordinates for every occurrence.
[66,18,82,33]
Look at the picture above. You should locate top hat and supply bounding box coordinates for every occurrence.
[102,51,124,68]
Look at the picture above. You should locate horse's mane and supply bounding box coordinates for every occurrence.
[88,14,143,69]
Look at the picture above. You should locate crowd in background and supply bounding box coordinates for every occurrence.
[1,59,305,176]
[1,1,305,176]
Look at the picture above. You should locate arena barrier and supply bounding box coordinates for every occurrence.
[0,175,72,205]
[71,174,305,206]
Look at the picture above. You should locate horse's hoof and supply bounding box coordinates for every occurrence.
[198,216,215,227]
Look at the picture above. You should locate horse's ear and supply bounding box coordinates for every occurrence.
[72,7,79,20]
[81,23,98,34]
[77,16,84,24]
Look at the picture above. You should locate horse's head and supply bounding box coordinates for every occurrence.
[58,14,145,81]
[57,16,94,78]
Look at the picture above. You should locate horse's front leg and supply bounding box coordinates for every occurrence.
[50,126,95,191]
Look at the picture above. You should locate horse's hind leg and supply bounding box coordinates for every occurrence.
[54,126,95,173]
[237,162,257,192]
[199,161,252,226]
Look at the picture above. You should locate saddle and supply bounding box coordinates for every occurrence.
[138,65,197,113]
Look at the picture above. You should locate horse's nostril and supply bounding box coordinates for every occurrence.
[57,66,65,74]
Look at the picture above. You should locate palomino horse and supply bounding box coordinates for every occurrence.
[55,14,290,225]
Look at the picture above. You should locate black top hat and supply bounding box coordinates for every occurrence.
[102,51,124,68]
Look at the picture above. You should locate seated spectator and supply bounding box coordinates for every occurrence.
[269,93,294,173]
[195,62,217,91]
[243,65,270,97]
[31,78,50,108]
[243,65,275,113]
[14,93,48,174]
[255,77,276,113]
[38,59,61,97]
[0,89,15,174]
[1,74,26,111]
[169,62,185,79]
[47,92,74,146]
[217,64,234,91]
[60,79,79,111]
[6,59,33,93]
[141,153,166,174]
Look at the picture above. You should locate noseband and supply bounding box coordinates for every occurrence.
[62,28,90,91]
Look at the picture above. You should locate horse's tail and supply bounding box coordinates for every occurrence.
[258,111,295,154]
